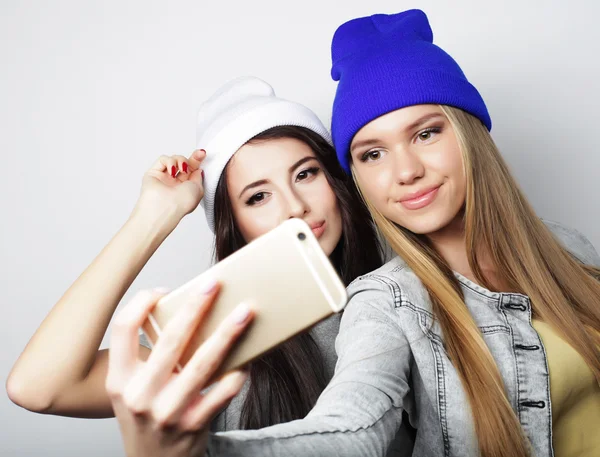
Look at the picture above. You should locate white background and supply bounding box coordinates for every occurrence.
[1,1,599,455]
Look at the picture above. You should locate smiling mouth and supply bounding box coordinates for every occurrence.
[398,185,441,210]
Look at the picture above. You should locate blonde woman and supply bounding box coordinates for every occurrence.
[107,10,600,457]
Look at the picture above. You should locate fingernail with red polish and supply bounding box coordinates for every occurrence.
[171,166,176,177]
[182,162,188,173]
[201,170,205,180]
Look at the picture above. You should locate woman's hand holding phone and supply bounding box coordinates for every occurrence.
[106,283,254,457]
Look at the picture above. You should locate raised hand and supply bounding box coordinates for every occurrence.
[135,149,206,222]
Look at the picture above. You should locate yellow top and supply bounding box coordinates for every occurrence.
[532,319,600,457]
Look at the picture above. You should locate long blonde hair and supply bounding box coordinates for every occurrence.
[352,105,600,457]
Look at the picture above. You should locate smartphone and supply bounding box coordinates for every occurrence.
[141,218,347,384]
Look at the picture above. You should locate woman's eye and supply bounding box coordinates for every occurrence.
[246,192,266,205]
[416,127,441,143]
[296,167,320,182]
[361,150,383,162]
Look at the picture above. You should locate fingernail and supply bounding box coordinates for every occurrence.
[200,278,218,295]
[231,303,250,324]
[201,169,205,180]
[200,149,206,154]
[171,166,177,177]
[182,162,188,173]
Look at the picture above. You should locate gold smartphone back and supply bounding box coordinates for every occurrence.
[141,218,347,383]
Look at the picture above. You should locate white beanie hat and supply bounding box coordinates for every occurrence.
[197,76,332,233]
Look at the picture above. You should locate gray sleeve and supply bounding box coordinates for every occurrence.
[543,219,600,267]
[213,314,340,433]
[309,313,340,380]
[210,378,250,432]
[138,331,152,349]
[207,276,411,457]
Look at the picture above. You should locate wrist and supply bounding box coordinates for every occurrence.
[127,202,183,240]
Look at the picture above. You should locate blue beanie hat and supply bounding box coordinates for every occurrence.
[330,9,492,172]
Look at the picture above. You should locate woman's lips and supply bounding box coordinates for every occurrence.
[310,221,326,238]
[398,185,441,210]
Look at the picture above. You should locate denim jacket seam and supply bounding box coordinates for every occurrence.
[499,303,523,423]
[458,276,529,305]
[429,335,451,456]
[541,342,554,455]
[324,379,408,409]
[374,275,512,339]
[479,325,510,335]
[212,402,405,444]
[457,278,500,299]
[351,261,409,286]
[371,274,435,318]
[527,304,554,455]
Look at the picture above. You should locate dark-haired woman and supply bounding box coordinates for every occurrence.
[7,76,382,432]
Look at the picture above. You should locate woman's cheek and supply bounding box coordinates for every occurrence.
[237,209,281,242]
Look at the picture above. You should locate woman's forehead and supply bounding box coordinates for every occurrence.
[227,137,317,186]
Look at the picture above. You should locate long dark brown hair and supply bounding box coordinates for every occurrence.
[213,125,382,429]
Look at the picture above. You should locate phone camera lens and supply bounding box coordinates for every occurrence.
[298,232,306,241]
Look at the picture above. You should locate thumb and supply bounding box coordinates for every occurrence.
[187,168,205,191]
[188,149,206,172]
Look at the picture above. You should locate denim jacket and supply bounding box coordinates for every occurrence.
[207,220,599,457]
